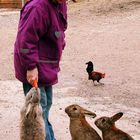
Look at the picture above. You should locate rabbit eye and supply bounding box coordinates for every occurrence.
[30,95,33,99]
[102,119,106,123]
[73,107,77,111]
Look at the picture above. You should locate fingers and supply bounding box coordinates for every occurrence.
[28,78,38,87]
[26,68,38,86]
[27,76,38,84]
[32,79,38,88]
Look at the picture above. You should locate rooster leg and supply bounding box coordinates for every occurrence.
[93,81,98,86]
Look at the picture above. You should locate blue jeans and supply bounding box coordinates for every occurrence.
[23,83,56,140]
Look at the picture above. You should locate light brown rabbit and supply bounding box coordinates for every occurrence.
[20,88,45,140]
[65,104,102,140]
[95,112,134,140]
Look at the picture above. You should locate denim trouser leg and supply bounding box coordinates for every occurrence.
[23,83,56,140]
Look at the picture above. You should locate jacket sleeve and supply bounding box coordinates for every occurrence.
[61,2,67,50]
[17,6,48,70]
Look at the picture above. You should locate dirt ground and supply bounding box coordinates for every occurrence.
[0,0,140,140]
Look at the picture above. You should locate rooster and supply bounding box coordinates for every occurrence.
[86,61,105,85]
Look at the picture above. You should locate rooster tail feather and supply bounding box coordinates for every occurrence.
[102,73,106,78]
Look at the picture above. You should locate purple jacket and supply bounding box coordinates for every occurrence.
[14,0,67,86]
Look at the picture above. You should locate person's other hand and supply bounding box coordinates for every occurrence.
[27,67,38,85]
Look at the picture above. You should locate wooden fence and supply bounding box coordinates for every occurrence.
[0,0,28,8]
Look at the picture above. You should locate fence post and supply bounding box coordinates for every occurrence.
[21,0,25,7]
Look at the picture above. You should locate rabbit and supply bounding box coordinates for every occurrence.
[95,112,134,140]
[65,104,102,140]
[20,87,45,140]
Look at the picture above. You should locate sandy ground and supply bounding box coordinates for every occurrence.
[0,0,140,140]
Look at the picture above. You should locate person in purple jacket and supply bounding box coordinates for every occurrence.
[14,0,67,139]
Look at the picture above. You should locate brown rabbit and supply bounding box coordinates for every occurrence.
[65,104,102,140]
[20,88,45,140]
[95,112,134,140]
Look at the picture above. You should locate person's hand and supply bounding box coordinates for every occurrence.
[27,67,38,86]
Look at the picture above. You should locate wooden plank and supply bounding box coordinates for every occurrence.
[0,0,28,8]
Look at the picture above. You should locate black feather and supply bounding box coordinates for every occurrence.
[86,61,94,73]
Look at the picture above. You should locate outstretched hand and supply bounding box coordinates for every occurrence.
[27,67,38,86]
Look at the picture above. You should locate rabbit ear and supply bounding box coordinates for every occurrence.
[81,108,96,118]
[110,112,123,123]
[25,103,32,118]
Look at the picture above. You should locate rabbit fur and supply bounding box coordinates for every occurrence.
[95,112,134,140]
[20,88,45,140]
[65,104,102,140]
